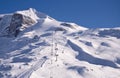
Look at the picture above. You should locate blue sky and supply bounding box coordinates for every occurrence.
[0,0,120,28]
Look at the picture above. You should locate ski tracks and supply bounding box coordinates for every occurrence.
[17,56,48,78]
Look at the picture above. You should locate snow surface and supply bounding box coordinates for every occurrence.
[0,8,120,78]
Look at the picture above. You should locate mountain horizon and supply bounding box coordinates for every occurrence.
[0,8,119,29]
[0,8,120,78]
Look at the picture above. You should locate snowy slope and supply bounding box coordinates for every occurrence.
[0,8,120,78]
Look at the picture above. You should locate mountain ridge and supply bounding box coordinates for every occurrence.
[0,8,120,78]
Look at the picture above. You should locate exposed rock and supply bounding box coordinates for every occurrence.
[98,29,120,38]
[0,17,2,21]
[55,27,66,31]
[7,13,36,37]
[61,22,75,29]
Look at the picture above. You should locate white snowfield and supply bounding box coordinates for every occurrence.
[0,8,120,78]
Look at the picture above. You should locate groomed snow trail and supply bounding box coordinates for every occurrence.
[16,56,48,78]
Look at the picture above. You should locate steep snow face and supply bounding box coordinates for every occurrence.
[16,8,39,22]
[16,8,48,22]
[0,8,120,78]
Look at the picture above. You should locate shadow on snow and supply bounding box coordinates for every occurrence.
[67,40,119,68]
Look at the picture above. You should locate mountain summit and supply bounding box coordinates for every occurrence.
[0,8,120,78]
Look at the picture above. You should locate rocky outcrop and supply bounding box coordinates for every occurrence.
[98,29,120,39]
[61,22,76,29]
[0,17,2,21]
[7,13,36,37]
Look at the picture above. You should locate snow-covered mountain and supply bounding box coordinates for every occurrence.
[0,8,120,78]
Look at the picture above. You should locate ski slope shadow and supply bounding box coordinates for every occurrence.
[68,66,87,76]
[67,40,119,68]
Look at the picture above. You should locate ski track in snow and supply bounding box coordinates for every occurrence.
[16,56,48,78]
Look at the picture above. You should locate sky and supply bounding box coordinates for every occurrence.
[0,0,120,28]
